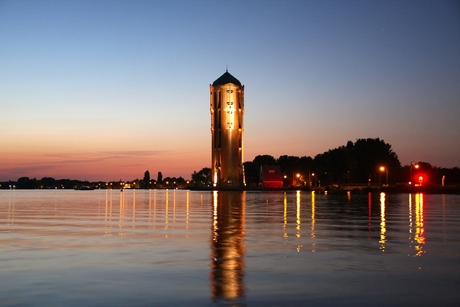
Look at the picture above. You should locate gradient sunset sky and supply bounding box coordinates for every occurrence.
[1,0,459,181]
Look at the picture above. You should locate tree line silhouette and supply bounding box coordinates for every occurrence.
[2,138,459,190]
[192,138,460,188]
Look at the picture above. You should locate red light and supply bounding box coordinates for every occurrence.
[414,173,427,186]
[417,174,427,187]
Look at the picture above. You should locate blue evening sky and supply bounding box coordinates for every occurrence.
[1,0,459,180]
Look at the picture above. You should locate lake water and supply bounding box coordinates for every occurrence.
[1,189,460,306]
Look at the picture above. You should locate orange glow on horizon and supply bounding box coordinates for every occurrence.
[0,149,209,181]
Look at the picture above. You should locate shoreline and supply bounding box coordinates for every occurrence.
[3,185,460,194]
[188,185,460,194]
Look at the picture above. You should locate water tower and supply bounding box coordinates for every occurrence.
[210,70,245,188]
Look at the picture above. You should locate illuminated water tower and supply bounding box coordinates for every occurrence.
[210,70,245,188]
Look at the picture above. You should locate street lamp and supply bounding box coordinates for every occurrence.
[295,173,301,186]
[410,161,419,185]
[379,166,388,186]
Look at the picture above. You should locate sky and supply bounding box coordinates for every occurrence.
[1,0,459,181]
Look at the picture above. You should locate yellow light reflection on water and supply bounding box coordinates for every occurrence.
[296,190,301,238]
[104,189,113,236]
[132,189,136,228]
[311,191,315,239]
[164,189,169,237]
[296,190,302,252]
[6,191,15,225]
[147,189,157,229]
[185,190,190,235]
[153,189,157,219]
[408,193,413,236]
[172,190,177,233]
[414,193,425,256]
[311,191,316,252]
[379,192,386,252]
[119,191,125,233]
[283,192,288,239]
[148,189,152,228]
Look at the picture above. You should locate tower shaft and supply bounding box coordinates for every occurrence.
[210,72,244,187]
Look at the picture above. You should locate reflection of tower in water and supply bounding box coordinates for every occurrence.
[211,191,246,302]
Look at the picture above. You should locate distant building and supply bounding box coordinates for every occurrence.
[210,70,245,187]
[259,165,283,188]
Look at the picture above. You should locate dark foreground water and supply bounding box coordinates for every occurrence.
[1,190,459,306]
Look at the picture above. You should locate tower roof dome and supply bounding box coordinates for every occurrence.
[212,70,241,86]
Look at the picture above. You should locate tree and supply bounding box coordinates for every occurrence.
[191,167,211,187]
[253,155,276,166]
[277,155,299,177]
[142,170,150,189]
[17,177,38,189]
[297,156,313,175]
[350,138,401,183]
[40,177,56,189]
[243,161,259,187]
[313,147,355,185]
[175,177,186,187]
[157,172,163,184]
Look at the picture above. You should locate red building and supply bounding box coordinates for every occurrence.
[259,165,283,188]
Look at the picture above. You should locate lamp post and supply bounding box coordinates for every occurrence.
[379,166,388,186]
[294,173,307,186]
[410,161,419,185]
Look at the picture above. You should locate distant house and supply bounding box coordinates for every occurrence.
[259,165,283,188]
